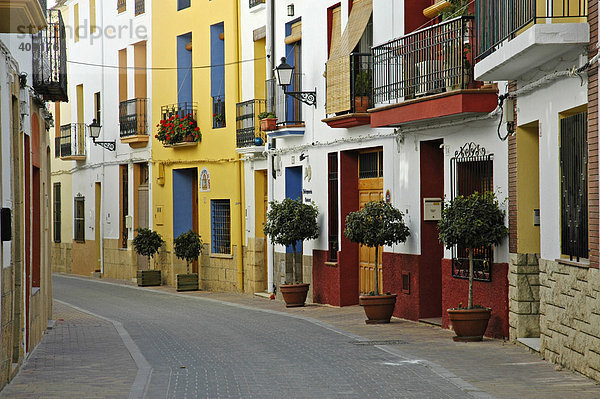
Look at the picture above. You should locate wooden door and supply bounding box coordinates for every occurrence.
[358,182,383,294]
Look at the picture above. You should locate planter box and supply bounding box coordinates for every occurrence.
[137,270,161,287]
[176,273,199,291]
[260,118,277,132]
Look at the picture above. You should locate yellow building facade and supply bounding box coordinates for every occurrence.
[152,0,260,292]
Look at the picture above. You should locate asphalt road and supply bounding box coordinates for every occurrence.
[51,275,478,399]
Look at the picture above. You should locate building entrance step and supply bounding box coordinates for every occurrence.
[419,317,442,327]
[517,337,541,352]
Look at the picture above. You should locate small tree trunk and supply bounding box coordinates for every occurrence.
[187,260,190,274]
[148,255,152,271]
[292,243,297,283]
[374,245,379,295]
[468,247,474,309]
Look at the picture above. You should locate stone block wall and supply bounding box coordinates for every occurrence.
[273,251,313,302]
[0,267,14,388]
[51,242,72,274]
[539,258,600,382]
[508,253,540,340]
[103,239,137,281]
[243,237,267,294]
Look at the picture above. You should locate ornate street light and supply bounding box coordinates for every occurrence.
[275,57,316,107]
[88,118,115,151]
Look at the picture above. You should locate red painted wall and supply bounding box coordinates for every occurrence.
[441,258,509,339]
[338,151,359,306]
[382,252,421,320]
[404,0,433,33]
[312,249,341,306]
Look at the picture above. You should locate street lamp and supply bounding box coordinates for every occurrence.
[88,118,115,151]
[274,57,316,107]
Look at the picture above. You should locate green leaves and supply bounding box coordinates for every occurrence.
[174,230,203,270]
[132,228,165,259]
[263,198,320,248]
[344,200,410,248]
[438,192,508,250]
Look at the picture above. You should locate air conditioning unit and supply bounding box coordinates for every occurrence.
[415,60,444,97]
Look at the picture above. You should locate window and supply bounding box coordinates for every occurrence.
[74,196,85,242]
[90,0,96,34]
[210,23,225,128]
[135,0,145,15]
[328,153,338,261]
[358,150,383,179]
[74,3,79,42]
[560,111,588,260]
[450,142,493,281]
[178,0,190,11]
[53,183,61,243]
[211,199,231,254]
[117,0,126,13]
[94,92,101,123]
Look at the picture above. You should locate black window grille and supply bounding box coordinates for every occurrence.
[359,150,383,179]
[32,10,68,102]
[135,0,145,15]
[74,196,85,243]
[213,95,226,129]
[211,200,231,254]
[328,153,338,261]
[249,0,265,8]
[53,183,61,243]
[560,111,588,260]
[450,142,494,281]
[236,99,266,148]
[120,98,148,137]
[117,0,126,12]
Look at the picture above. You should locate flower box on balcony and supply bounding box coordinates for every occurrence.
[156,113,201,147]
[260,118,277,132]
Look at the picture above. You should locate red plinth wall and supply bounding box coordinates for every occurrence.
[441,258,509,339]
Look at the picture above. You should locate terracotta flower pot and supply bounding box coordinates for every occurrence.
[260,118,278,132]
[447,307,491,342]
[279,283,310,307]
[359,294,397,324]
[354,96,369,112]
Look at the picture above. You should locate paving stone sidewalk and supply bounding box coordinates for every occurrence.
[0,301,137,399]
[96,276,600,399]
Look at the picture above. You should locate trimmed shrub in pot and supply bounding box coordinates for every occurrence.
[132,228,165,286]
[173,230,203,291]
[258,111,277,132]
[263,198,319,307]
[438,192,508,341]
[344,200,410,323]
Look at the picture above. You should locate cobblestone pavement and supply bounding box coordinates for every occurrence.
[0,301,137,399]
[4,274,600,398]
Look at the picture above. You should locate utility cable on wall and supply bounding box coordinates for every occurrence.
[67,56,268,71]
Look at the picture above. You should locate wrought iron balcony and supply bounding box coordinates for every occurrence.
[212,96,226,129]
[373,16,475,106]
[55,123,86,160]
[249,0,265,8]
[119,98,148,137]
[159,102,199,147]
[161,102,197,121]
[117,0,126,13]
[266,73,304,126]
[236,99,266,148]
[32,9,68,102]
[476,0,587,63]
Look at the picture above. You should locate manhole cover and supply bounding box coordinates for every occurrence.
[352,340,407,346]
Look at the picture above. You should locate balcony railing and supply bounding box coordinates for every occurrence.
[249,0,265,8]
[476,0,587,62]
[350,53,373,113]
[161,102,197,122]
[55,123,86,158]
[212,96,226,128]
[236,99,266,148]
[117,0,126,13]
[266,73,304,126]
[119,98,148,137]
[373,16,474,106]
[135,0,145,15]
[32,10,68,102]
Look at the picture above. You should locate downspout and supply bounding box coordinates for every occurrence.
[235,0,244,291]
[99,0,105,275]
[266,0,275,293]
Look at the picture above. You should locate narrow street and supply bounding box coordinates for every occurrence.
[1,275,598,399]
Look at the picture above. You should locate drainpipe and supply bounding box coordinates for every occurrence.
[266,0,275,294]
[235,0,244,292]
[99,0,105,275]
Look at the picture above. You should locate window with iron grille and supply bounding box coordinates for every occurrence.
[135,0,145,15]
[450,142,493,281]
[358,150,383,179]
[53,183,61,243]
[74,196,85,243]
[211,199,231,254]
[328,153,338,261]
[560,111,588,260]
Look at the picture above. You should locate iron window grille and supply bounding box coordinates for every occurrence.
[560,111,588,261]
[53,183,61,243]
[358,150,383,179]
[213,95,226,129]
[135,0,145,15]
[74,196,85,243]
[373,16,474,106]
[120,98,148,137]
[236,99,266,148]
[211,200,231,254]
[476,0,587,62]
[32,9,68,102]
[121,166,129,249]
[117,0,126,12]
[450,142,494,281]
[266,74,304,127]
[328,153,339,261]
[249,0,265,8]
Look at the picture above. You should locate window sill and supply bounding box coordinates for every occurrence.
[210,253,233,259]
[556,258,590,268]
[324,262,338,267]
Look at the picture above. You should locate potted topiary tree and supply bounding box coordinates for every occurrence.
[258,111,277,132]
[263,198,319,307]
[344,200,410,324]
[438,192,508,341]
[132,228,165,286]
[173,230,203,291]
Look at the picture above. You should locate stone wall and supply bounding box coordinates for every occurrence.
[0,267,15,388]
[539,258,600,382]
[243,237,267,294]
[103,239,137,281]
[273,251,313,302]
[508,253,540,340]
[51,242,72,274]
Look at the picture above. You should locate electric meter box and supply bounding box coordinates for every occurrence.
[423,198,442,221]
